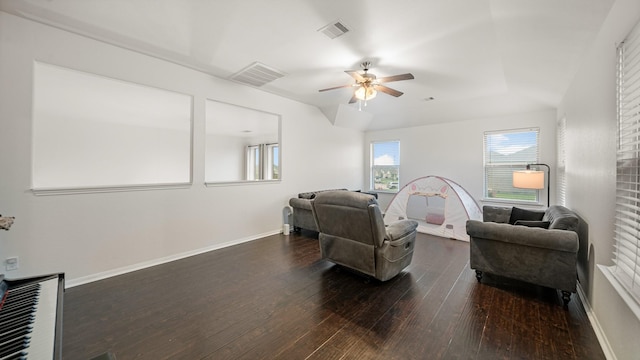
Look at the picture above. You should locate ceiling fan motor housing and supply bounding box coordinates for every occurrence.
[361,73,376,83]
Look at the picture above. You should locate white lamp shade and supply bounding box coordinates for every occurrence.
[513,170,545,189]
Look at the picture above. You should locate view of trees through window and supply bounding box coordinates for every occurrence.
[484,129,539,202]
[371,141,400,192]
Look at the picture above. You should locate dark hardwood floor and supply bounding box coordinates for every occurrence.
[62,231,606,360]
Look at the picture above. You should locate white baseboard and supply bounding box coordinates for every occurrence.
[576,282,616,360]
[65,229,280,288]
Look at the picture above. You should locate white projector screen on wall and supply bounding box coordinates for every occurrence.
[32,62,193,192]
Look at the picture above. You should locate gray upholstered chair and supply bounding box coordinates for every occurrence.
[311,191,418,281]
[466,205,580,306]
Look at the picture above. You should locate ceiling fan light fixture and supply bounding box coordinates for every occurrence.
[355,85,377,101]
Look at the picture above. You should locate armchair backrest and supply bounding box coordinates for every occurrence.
[312,191,386,247]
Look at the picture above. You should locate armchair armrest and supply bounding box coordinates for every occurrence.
[466,220,578,253]
[385,220,419,242]
[379,219,418,264]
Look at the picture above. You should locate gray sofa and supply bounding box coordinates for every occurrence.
[465,205,580,306]
[311,191,418,281]
[289,189,376,232]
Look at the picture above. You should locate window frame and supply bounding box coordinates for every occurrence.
[265,143,279,180]
[246,145,261,181]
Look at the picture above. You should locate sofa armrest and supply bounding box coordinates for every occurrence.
[289,197,312,211]
[466,220,578,252]
[385,220,419,242]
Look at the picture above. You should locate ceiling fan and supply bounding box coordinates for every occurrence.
[319,61,414,105]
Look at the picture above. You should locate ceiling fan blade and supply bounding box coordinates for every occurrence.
[377,73,414,83]
[374,85,404,97]
[348,94,358,104]
[319,84,353,92]
[345,71,365,82]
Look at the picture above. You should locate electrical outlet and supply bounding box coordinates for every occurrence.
[5,257,18,271]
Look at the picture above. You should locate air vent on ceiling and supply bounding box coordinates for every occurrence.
[230,62,285,87]
[318,20,350,39]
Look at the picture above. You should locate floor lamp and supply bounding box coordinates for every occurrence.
[512,163,550,207]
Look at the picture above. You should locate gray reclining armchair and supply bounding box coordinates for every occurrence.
[311,191,418,281]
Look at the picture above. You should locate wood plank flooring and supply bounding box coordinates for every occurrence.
[62,231,606,360]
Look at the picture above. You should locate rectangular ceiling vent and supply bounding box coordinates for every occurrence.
[230,62,285,87]
[318,20,350,39]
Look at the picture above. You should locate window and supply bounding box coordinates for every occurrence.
[246,145,261,180]
[557,117,567,206]
[265,143,279,180]
[246,143,279,181]
[611,24,640,306]
[371,141,400,192]
[484,128,540,202]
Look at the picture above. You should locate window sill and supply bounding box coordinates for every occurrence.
[598,264,640,322]
[480,198,545,208]
[205,180,280,187]
[369,190,398,195]
[31,182,192,196]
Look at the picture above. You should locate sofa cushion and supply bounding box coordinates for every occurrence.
[514,220,551,229]
[482,206,512,223]
[508,207,545,224]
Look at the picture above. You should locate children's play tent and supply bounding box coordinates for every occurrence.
[384,176,482,241]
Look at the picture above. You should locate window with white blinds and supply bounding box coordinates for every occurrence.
[557,117,567,206]
[484,128,540,202]
[613,21,640,305]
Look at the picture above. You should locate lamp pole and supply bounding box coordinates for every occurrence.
[526,163,551,207]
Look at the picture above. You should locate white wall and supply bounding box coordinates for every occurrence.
[558,0,640,359]
[0,12,364,286]
[365,109,557,210]
[205,134,246,182]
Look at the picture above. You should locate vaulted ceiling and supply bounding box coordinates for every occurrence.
[0,0,615,130]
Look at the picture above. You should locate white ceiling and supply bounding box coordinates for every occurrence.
[0,0,615,131]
